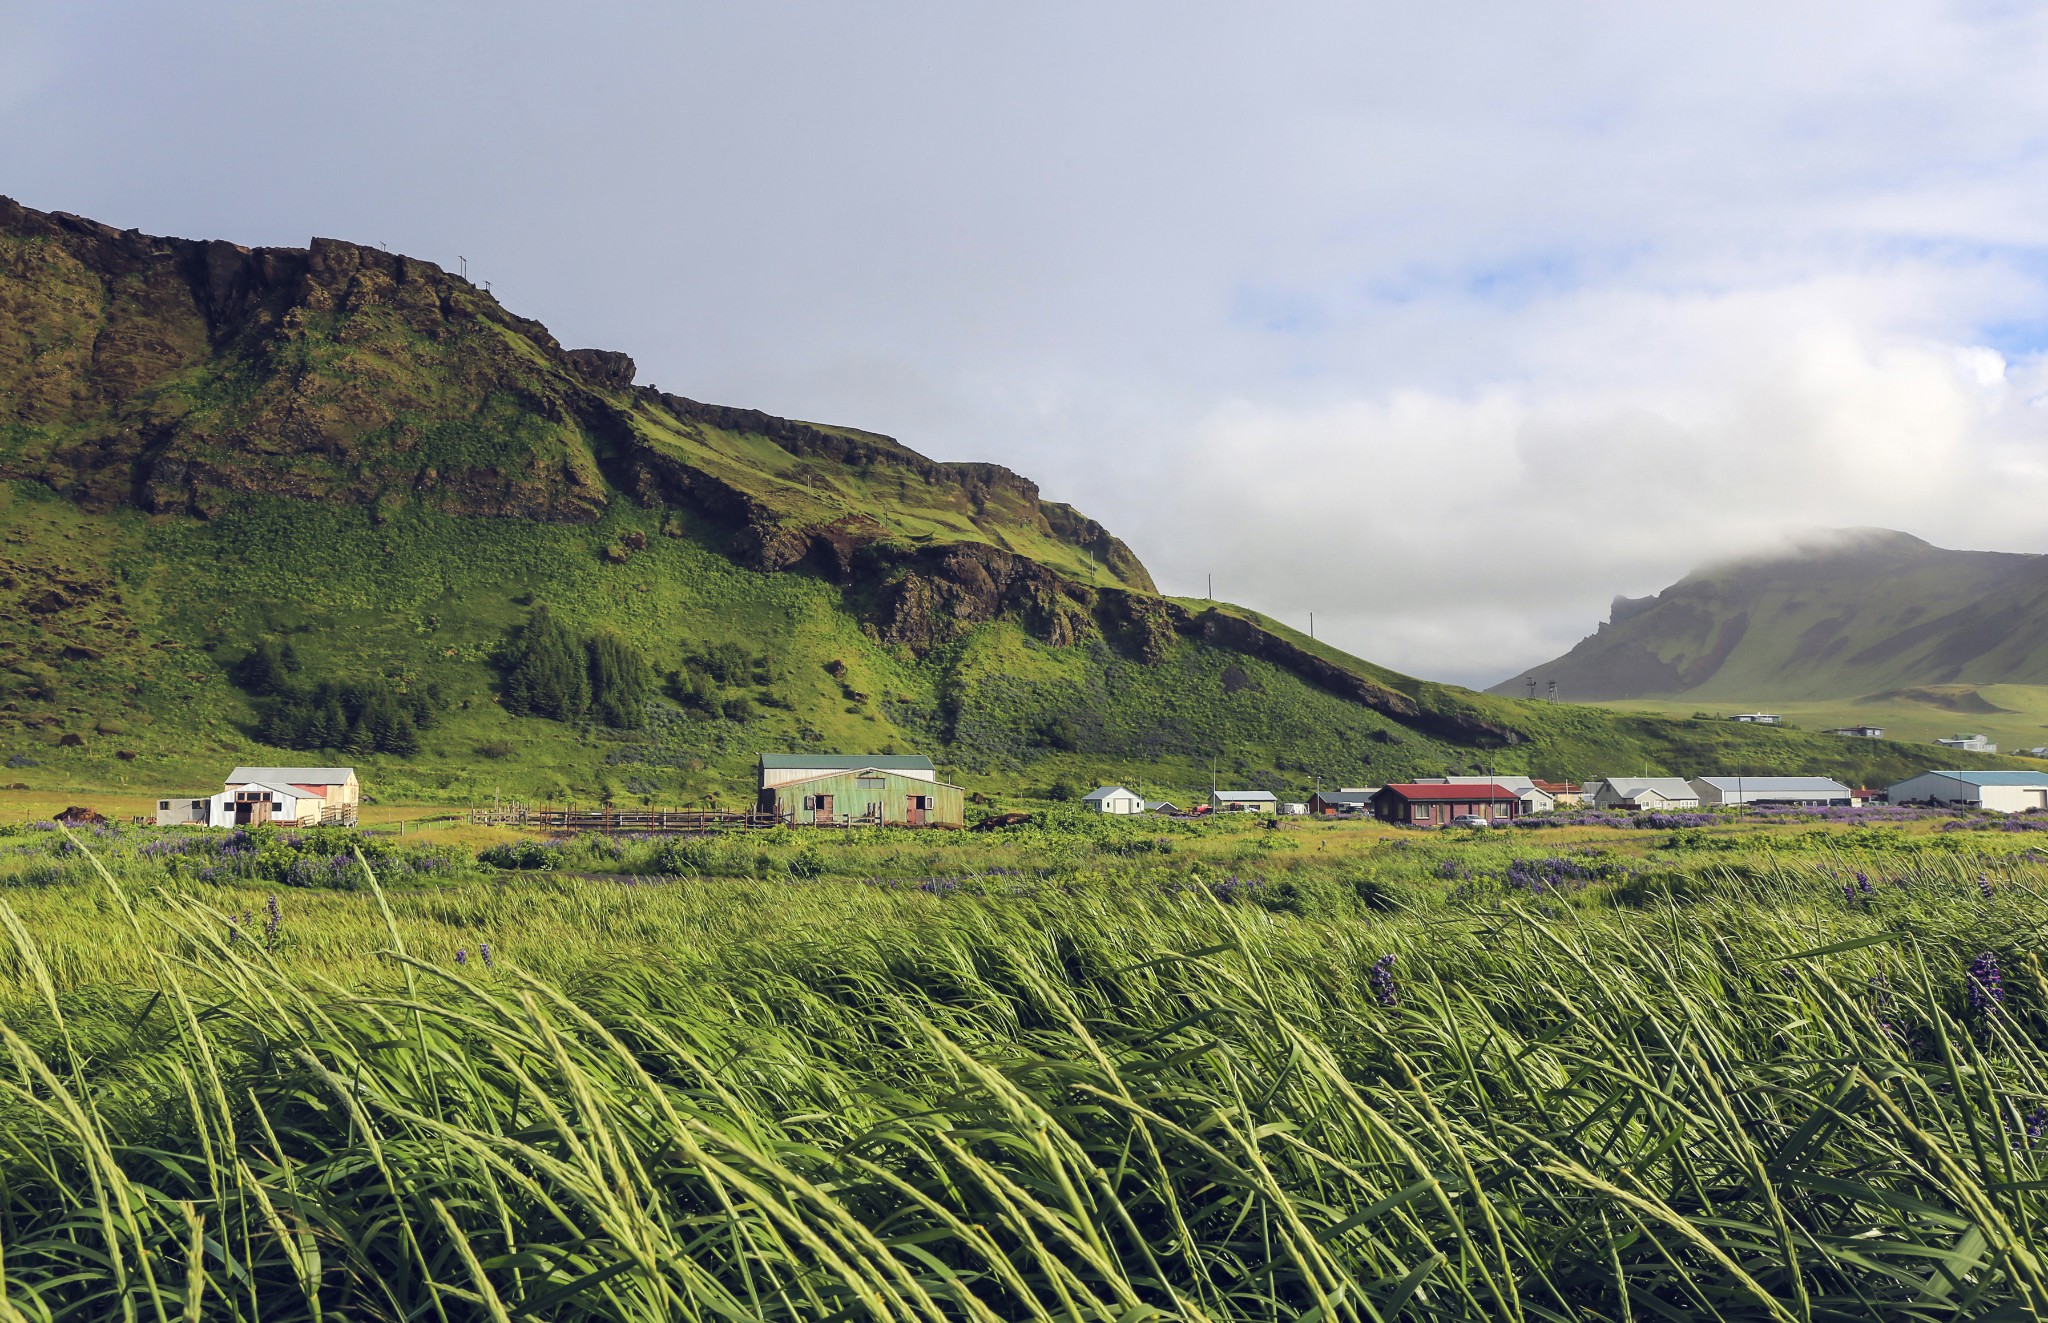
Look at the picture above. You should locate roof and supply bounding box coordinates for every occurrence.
[224,780,305,800]
[1145,800,1180,811]
[1441,775,1537,791]
[228,766,354,785]
[1311,790,1375,804]
[1378,782,1522,802]
[1531,780,1580,793]
[1082,785,1138,801]
[1212,790,1277,801]
[760,754,934,772]
[1898,771,2048,788]
[771,766,960,792]
[1603,778,1697,799]
[1694,776,1851,793]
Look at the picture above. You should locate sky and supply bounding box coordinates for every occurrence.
[8,1,2048,686]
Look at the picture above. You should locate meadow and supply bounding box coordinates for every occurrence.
[3,807,2048,1319]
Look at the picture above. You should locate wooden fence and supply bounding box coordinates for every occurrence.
[468,806,787,833]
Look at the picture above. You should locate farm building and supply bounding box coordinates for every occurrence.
[1307,789,1375,815]
[1533,780,1582,806]
[1936,735,1997,754]
[756,759,962,826]
[1826,726,1885,739]
[1689,776,1853,807]
[1592,779,1701,811]
[1146,800,1182,814]
[1210,791,1277,813]
[1371,783,1521,826]
[157,766,360,827]
[1082,786,1145,814]
[1729,713,1782,725]
[1888,771,2048,813]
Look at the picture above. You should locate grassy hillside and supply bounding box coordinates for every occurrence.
[1494,528,2048,703]
[0,481,1984,804]
[0,200,1997,800]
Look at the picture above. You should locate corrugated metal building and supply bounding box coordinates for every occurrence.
[756,759,963,826]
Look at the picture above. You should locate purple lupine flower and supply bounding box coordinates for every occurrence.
[1969,952,2005,1015]
[1980,875,1996,899]
[2027,1106,2048,1148]
[1843,882,1857,904]
[1370,954,1399,1007]
[1857,872,1875,896]
[480,942,493,968]
[264,895,281,943]
[455,947,468,966]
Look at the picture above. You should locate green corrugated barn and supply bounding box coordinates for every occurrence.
[757,762,964,827]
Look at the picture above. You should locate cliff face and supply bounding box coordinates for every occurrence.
[0,196,1155,592]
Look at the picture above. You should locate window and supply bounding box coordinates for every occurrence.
[159,801,170,811]
[857,776,886,788]
[803,795,816,811]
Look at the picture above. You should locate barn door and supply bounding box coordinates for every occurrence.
[907,794,928,826]
[815,794,833,824]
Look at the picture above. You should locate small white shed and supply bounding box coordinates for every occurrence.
[1082,785,1145,815]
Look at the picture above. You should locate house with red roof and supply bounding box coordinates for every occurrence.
[1370,782,1522,827]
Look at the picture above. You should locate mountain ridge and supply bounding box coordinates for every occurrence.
[1494,528,2048,702]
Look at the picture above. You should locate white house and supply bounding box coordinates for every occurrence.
[1279,802,1308,816]
[1826,726,1885,739]
[1888,771,2048,813]
[1211,790,1277,813]
[1729,713,1782,725]
[159,766,360,827]
[208,781,319,827]
[1689,776,1853,807]
[1593,778,1701,811]
[1936,735,1998,754]
[1082,785,1145,815]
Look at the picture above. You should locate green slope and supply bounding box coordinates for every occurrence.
[1493,529,2048,703]
[0,200,1988,801]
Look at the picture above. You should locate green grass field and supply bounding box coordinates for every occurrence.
[1588,687,2048,762]
[4,805,2048,1318]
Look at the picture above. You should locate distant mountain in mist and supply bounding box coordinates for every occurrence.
[1492,529,2048,701]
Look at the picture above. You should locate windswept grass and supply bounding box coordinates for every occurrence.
[1,824,2047,1318]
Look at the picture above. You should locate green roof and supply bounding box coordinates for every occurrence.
[759,754,935,772]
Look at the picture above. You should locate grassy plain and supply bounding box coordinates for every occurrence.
[1589,686,2048,762]
[4,806,2048,1318]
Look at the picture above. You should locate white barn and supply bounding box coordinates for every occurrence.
[159,766,359,827]
[1888,771,2048,813]
[1082,785,1145,814]
[1689,776,1852,807]
[1211,790,1277,813]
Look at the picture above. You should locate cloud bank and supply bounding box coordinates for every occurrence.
[8,2,2048,683]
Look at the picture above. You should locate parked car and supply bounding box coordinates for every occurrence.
[1449,814,1493,829]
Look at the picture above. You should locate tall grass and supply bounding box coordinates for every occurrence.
[1,833,2046,1318]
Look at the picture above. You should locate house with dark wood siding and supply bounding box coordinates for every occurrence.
[1369,782,1522,826]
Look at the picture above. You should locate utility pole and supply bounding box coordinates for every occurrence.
[1309,612,1314,639]
[1207,574,1213,601]
[460,255,467,281]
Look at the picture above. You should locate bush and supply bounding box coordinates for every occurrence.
[478,840,557,871]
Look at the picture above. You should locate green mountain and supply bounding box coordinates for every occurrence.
[1492,529,2048,703]
[0,200,1969,802]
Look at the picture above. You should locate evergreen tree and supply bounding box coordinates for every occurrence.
[586,632,651,727]
[502,608,589,720]
[234,638,300,696]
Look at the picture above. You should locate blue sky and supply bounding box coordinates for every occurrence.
[7,1,2048,685]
